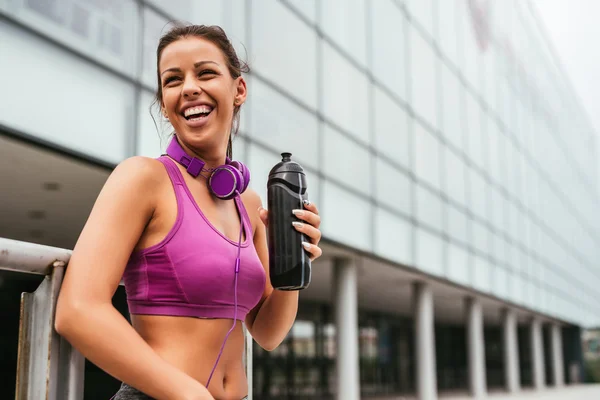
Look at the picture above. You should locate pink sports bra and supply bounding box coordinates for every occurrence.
[122,156,266,321]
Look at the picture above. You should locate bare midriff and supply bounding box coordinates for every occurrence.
[132,314,248,400]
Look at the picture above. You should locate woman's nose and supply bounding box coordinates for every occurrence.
[182,78,202,97]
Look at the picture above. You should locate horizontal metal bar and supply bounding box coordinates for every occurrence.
[0,238,72,275]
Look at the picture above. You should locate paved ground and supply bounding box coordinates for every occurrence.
[366,384,600,399]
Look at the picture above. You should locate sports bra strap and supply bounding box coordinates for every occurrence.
[157,156,185,186]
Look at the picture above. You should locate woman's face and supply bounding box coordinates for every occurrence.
[159,37,246,156]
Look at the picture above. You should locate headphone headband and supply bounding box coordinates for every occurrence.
[166,136,206,177]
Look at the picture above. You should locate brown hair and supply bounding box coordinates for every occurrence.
[153,23,249,158]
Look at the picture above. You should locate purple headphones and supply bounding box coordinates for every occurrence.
[165,135,250,199]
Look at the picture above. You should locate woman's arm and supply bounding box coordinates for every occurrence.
[55,157,213,400]
[243,191,322,351]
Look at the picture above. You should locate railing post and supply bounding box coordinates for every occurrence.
[245,327,253,400]
[11,256,84,400]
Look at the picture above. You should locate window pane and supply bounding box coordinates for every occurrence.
[471,219,489,256]
[508,202,520,244]
[447,243,469,286]
[410,27,438,130]
[465,93,485,171]
[319,0,367,67]
[142,8,171,88]
[441,63,464,150]
[371,0,406,101]
[445,148,466,207]
[509,274,523,304]
[373,87,410,169]
[414,121,440,191]
[492,265,508,299]
[375,207,412,265]
[456,0,481,92]
[375,158,411,216]
[247,144,278,202]
[473,256,491,293]
[438,0,459,67]
[0,21,133,163]
[416,185,443,233]
[447,204,468,245]
[482,46,499,117]
[469,170,488,222]
[249,79,319,169]
[137,90,166,158]
[323,125,371,195]
[494,234,508,267]
[490,187,505,235]
[284,0,317,24]
[322,181,371,252]
[322,43,370,143]
[145,0,246,52]
[406,0,434,39]
[487,118,503,186]
[231,136,247,166]
[415,227,443,276]
[6,0,139,76]
[252,0,318,108]
[497,81,511,137]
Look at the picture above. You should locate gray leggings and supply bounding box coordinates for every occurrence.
[111,382,248,399]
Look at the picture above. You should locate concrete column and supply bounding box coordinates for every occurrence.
[502,308,520,393]
[333,258,360,400]
[551,324,565,387]
[466,297,486,399]
[530,318,545,390]
[413,282,437,400]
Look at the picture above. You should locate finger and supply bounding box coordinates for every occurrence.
[292,209,321,229]
[292,221,321,244]
[302,242,323,261]
[258,207,268,226]
[302,199,319,215]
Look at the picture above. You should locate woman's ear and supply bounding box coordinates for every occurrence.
[233,76,247,107]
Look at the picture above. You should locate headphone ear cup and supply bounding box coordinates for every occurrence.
[229,161,250,194]
[209,165,242,200]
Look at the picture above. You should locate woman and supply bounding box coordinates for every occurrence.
[55,23,322,400]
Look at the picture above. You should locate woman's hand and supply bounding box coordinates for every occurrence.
[258,199,323,261]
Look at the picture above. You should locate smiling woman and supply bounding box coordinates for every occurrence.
[154,25,249,161]
[53,22,322,400]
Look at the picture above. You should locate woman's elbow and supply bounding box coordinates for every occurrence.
[255,334,285,352]
[54,298,84,336]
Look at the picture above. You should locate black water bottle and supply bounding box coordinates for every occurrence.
[267,152,311,290]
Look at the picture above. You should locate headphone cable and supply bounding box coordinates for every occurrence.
[206,192,244,388]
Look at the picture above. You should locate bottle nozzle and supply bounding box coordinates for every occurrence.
[281,152,292,161]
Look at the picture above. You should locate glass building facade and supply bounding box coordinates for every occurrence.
[0,0,598,399]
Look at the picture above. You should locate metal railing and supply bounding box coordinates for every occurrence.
[1,237,253,400]
[1,238,81,400]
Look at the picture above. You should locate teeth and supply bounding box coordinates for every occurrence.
[184,106,212,117]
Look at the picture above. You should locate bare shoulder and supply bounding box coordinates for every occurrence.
[90,156,169,225]
[109,156,167,188]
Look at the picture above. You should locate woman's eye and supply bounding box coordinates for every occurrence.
[199,69,216,77]
[163,76,180,85]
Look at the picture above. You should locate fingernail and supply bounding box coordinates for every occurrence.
[302,242,311,250]
[292,209,304,217]
[292,221,304,228]
[303,199,311,206]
